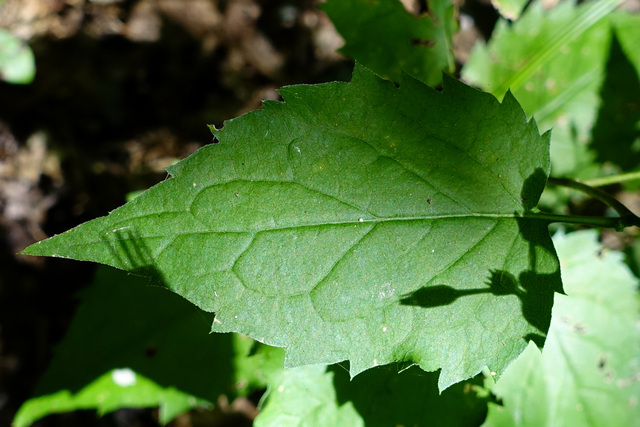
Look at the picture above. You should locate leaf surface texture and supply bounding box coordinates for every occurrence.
[23,64,562,390]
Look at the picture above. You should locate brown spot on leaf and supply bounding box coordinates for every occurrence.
[411,38,436,47]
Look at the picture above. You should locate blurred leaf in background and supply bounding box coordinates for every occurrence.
[462,0,640,179]
[13,266,234,426]
[0,29,35,84]
[255,363,487,426]
[321,0,456,87]
[484,230,640,426]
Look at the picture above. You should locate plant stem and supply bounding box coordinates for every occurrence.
[530,211,627,229]
[582,171,640,187]
[546,176,640,230]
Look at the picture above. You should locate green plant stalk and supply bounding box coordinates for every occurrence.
[530,211,628,229]
[546,176,640,230]
[582,171,640,187]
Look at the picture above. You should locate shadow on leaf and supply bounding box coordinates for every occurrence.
[400,168,561,347]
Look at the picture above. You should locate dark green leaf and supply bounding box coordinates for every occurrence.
[322,0,456,86]
[13,266,232,426]
[23,64,561,390]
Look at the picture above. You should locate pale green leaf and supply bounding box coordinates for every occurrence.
[484,230,640,427]
[321,0,456,86]
[22,64,561,390]
[254,365,363,427]
[255,364,487,427]
[232,335,285,396]
[13,370,210,427]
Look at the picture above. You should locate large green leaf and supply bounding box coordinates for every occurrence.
[23,64,562,390]
[321,0,456,87]
[255,363,487,427]
[484,230,640,426]
[462,0,627,177]
[13,266,230,426]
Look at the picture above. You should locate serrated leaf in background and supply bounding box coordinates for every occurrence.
[255,364,488,427]
[0,29,35,84]
[22,64,562,391]
[590,18,640,174]
[321,0,456,87]
[462,0,632,178]
[13,266,233,426]
[483,230,640,427]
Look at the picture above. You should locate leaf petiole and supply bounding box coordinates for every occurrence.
[546,177,640,230]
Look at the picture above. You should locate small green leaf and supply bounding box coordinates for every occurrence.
[484,230,640,426]
[322,0,456,86]
[23,64,561,390]
[256,364,487,427]
[13,266,232,426]
[232,335,285,396]
[13,370,211,427]
[255,365,363,427]
[0,29,35,84]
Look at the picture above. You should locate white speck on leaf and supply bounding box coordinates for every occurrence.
[358,218,364,222]
[193,183,197,187]
[377,282,396,299]
[382,326,388,333]
[112,368,136,387]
